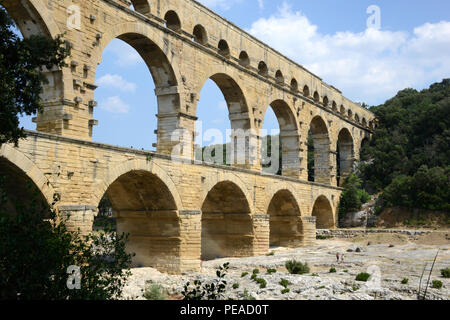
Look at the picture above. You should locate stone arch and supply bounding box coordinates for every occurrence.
[97,23,180,88]
[303,85,310,97]
[336,128,354,186]
[312,195,335,229]
[323,96,329,107]
[201,180,254,260]
[96,159,183,271]
[308,116,331,184]
[94,159,183,210]
[355,114,360,124]
[258,61,268,76]
[340,105,346,115]
[275,70,284,85]
[130,0,151,15]
[347,109,353,120]
[332,101,338,112]
[290,78,299,92]
[193,24,208,45]
[262,100,300,177]
[218,39,230,58]
[239,51,250,67]
[362,118,368,127]
[0,144,55,206]
[313,91,320,102]
[164,10,181,32]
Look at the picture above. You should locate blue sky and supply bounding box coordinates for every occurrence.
[19,0,450,151]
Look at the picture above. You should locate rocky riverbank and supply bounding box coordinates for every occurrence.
[122,232,450,300]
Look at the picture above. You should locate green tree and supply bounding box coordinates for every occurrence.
[0,176,133,300]
[338,173,371,220]
[0,6,69,146]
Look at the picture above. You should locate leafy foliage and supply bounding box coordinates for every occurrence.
[355,272,371,282]
[360,79,450,212]
[143,282,167,300]
[285,260,310,275]
[338,173,371,220]
[182,262,229,300]
[441,268,450,278]
[431,280,443,289]
[0,176,133,300]
[0,7,70,146]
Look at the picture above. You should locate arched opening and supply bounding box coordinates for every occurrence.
[362,118,368,127]
[360,137,371,161]
[258,61,268,76]
[340,105,346,115]
[0,157,50,216]
[313,91,320,103]
[164,10,181,32]
[268,190,302,247]
[130,0,151,15]
[323,96,329,107]
[262,100,300,177]
[336,129,354,187]
[239,51,250,67]
[93,33,178,151]
[101,170,180,271]
[347,109,353,120]
[290,78,298,92]
[308,116,330,184]
[355,114,360,123]
[195,74,251,167]
[218,40,230,58]
[275,70,284,85]
[193,24,208,45]
[201,181,253,260]
[332,101,338,112]
[312,196,334,229]
[303,85,310,97]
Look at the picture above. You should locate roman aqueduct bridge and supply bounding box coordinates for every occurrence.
[0,0,376,274]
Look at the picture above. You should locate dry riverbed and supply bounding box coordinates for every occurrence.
[122,231,450,300]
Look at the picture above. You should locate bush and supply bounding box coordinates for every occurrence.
[401,278,409,285]
[182,263,230,300]
[232,283,239,290]
[255,278,267,289]
[281,288,290,294]
[143,283,167,300]
[241,272,249,278]
[267,268,277,275]
[311,273,319,277]
[250,273,257,281]
[279,279,290,288]
[252,269,260,275]
[285,260,310,275]
[339,173,371,218]
[0,178,133,300]
[329,267,337,273]
[355,272,371,282]
[441,268,450,278]
[432,280,443,289]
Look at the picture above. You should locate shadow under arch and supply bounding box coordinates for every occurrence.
[0,145,54,215]
[312,195,334,229]
[267,189,302,248]
[201,180,254,260]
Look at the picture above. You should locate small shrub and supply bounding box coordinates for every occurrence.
[285,260,310,275]
[355,272,371,282]
[329,267,337,273]
[255,278,267,289]
[241,272,249,278]
[318,285,325,289]
[250,273,257,281]
[252,269,260,275]
[267,268,277,275]
[279,279,290,288]
[441,268,450,278]
[232,283,239,290]
[311,273,319,277]
[316,235,327,240]
[143,283,167,300]
[266,251,275,256]
[432,280,443,289]
[343,270,349,273]
[182,262,229,300]
[401,278,409,285]
[281,288,290,294]
[242,289,256,301]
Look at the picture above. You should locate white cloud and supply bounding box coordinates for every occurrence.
[248,2,450,105]
[100,96,131,114]
[97,74,137,92]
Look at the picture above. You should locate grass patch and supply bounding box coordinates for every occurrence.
[241,272,249,278]
[255,278,267,289]
[432,280,443,289]
[266,268,277,275]
[329,267,337,273]
[252,269,260,275]
[143,283,167,300]
[401,278,409,285]
[279,279,290,288]
[242,289,256,301]
[285,260,310,275]
[281,288,290,294]
[441,268,450,278]
[232,283,239,290]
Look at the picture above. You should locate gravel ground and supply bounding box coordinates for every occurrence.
[122,236,450,300]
